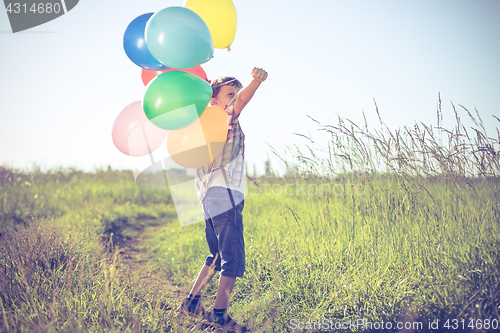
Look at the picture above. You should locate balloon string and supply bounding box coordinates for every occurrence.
[147,150,154,165]
[141,123,155,165]
[207,142,213,162]
[228,93,238,107]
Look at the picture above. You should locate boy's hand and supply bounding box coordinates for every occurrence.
[251,67,268,82]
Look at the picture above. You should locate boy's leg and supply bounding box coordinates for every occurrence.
[190,187,223,297]
[177,263,217,319]
[177,191,222,320]
[208,274,246,332]
[178,264,218,320]
[214,275,236,309]
[189,262,218,296]
[204,188,246,331]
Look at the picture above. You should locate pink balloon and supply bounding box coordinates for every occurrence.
[112,101,168,156]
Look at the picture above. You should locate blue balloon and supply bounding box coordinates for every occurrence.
[145,7,214,69]
[123,13,167,71]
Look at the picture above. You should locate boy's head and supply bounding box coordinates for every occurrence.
[210,76,242,108]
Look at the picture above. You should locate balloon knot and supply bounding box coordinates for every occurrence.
[227,46,231,52]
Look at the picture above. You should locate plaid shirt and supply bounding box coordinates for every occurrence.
[195,100,245,203]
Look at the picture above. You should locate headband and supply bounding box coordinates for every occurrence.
[211,78,238,88]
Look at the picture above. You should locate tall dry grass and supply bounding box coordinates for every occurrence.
[272,94,499,181]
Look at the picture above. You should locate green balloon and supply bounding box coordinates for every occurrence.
[143,71,212,130]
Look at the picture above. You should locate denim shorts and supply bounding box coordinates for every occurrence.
[202,186,245,277]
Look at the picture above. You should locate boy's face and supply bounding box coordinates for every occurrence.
[211,84,241,108]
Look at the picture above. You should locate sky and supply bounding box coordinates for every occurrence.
[1,0,499,176]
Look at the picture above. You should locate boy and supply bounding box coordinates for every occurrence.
[177,67,268,332]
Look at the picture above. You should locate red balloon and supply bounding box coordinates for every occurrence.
[141,65,209,86]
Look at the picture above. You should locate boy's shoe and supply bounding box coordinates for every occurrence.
[205,310,247,332]
[176,297,207,320]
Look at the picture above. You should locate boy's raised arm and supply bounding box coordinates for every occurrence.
[233,67,268,118]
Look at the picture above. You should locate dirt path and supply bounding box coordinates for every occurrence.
[102,217,183,305]
[105,217,218,332]
[117,217,184,297]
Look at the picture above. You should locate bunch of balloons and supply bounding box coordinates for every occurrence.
[112,0,237,168]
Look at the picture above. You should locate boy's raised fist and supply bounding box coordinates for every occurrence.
[252,67,268,82]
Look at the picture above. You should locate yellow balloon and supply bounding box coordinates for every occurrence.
[185,0,237,50]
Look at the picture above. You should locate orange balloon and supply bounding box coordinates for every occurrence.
[141,65,209,86]
[167,106,228,168]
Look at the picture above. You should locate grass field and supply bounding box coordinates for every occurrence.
[1,103,499,332]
